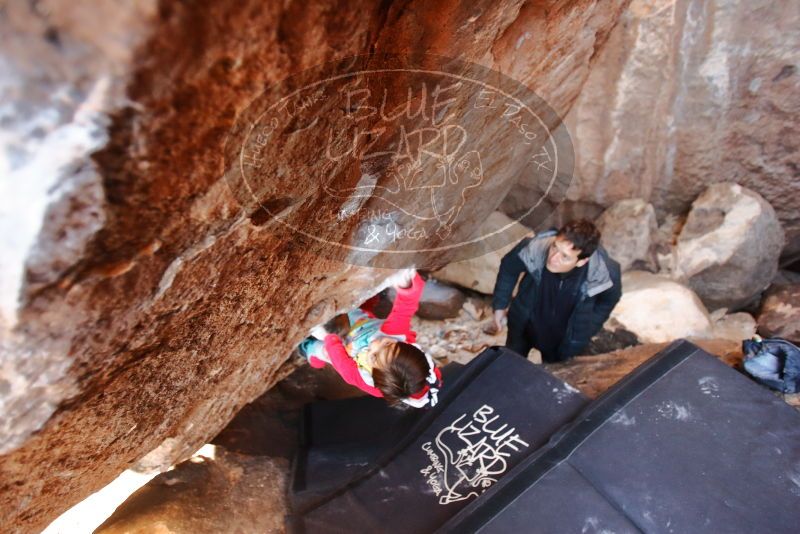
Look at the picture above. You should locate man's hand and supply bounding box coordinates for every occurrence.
[493,309,508,333]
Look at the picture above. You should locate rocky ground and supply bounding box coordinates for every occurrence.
[413,295,513,364]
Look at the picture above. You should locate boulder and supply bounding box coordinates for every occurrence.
[674,183,784,310]
[386,278,467,321]
[432,257,497,295]
[596,199,658,272]
[433,212,532,294]
[611,271,713,343]
[0,2,630,530]
[758,284,800,343]
[711,311,757,343]
[389,280,465,320]
[554,0,800,259]
[95,448,288,534]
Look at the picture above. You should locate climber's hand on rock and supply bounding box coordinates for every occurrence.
[386,268,416,289]
[310,324,328,341]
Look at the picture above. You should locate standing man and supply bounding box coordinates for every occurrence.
[492,220,621,363]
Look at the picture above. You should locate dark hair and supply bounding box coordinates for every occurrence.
[372,341,429,408]
[323,313,351,337]
[557,219,600,259]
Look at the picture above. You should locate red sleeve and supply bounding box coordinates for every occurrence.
[380,273,425,342]
[324,334,384,397]
[308,356,327,369]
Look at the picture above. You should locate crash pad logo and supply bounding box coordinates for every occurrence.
[419,404,530,505]
[225,54,573,268]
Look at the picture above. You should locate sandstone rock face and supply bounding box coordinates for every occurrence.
[611,271,712,343]
[432,211,532,294]
[557,0,800,259]
[0,0,157,465]
[758,284,800,343]
[0,1,629,531]
[596,198,658,272]
[673,183,784,310]
[95,448,288,534]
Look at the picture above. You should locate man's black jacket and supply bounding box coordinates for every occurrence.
[492,230,622,361]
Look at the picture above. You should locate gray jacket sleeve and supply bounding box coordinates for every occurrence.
[492,238,531,311]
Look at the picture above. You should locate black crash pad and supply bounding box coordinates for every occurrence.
[291,365,467,510]
[290,347,589,533]
[440,340,800,533]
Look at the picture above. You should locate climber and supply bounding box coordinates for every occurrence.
[297,269,442,408]
[492,219,622,362]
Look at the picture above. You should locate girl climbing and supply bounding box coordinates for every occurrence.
[298,269,442,408]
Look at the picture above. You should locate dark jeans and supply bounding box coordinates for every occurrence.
[505,318,536,359]
[743,338,800,393]
[505,318,563,362]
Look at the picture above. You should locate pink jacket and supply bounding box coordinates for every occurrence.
[311,273,425,397]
